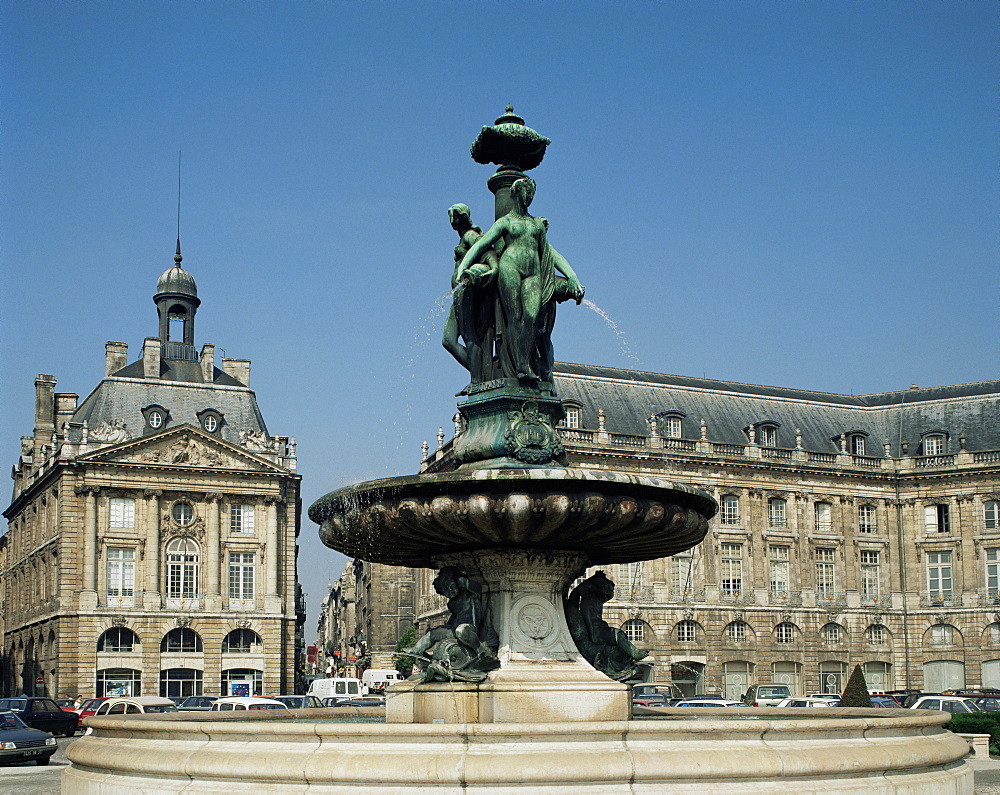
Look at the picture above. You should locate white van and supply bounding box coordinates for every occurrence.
[361,669,402,694]
[306,677,367,701]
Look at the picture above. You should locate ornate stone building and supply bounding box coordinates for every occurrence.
[1,246,304,699]
[413,363,1000,698]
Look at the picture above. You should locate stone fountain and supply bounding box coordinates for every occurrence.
[64,107,972,793]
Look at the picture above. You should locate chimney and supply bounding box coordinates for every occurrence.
[55,393,79,420]
[33,374,57,461]
[143,337,161,379]
[105,341,129,376]
[222,358,251,386]
[200,343,215,383]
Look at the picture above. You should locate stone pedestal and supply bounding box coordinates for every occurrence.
[453,382,565,468]
[389,549,629,724]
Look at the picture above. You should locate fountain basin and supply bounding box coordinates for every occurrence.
[63,708,973,792]
[310,467,716,567]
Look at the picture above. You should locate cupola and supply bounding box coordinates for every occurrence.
[154,239,201,347]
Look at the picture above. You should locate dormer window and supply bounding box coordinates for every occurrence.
[752,422,780,447]
[660,413,684,439]
[847,433,868,456]
[197,409,224,435]
[561,402,582,429]
[141,405,170,434]
[922,433,947,456]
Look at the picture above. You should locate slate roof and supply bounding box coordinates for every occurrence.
[71,357,268,446]
[553,362,1000,456]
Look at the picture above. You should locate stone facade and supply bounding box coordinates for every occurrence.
[411,364,1000,698]
[1,250,304,699]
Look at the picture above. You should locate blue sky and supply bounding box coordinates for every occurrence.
[2,1,997,628]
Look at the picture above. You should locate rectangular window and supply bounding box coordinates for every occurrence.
[851,435,866,456]
[927,551,953,598]
[107,548,135,598]
[720,543,743,596]
[721,495,740,525]
[986,548,1000,597]
[759,426,777,446]
[564,406,580,429]
[768,498,787,528]
[925,504,950,533]
[815,548,836,596]
[769,545,789,592]
[228,552,255,600]
[924,435,945,455]
[109,498,135,529]
[677,621,696,642]
[985,501,1000,530]
[858,504,877,534]
[824,623,842,644]
[861,550,880,597]
[230,504,255,534]
[775,623,794,643]
[671,551,694,592]
[814,502,832,532]
[728,622,746,643]
[867,625,884,645]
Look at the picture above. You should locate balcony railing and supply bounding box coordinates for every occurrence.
[981,590,1000,607]
[667,587,706,603]
[975,451,1000,463]
[808,452,837,464]
[613,586,655,602]
[713,443,746,456]
[768,589,802,606]
[720,589,757,605]
[914,454,956,468]
[853,455,882,468]
[762,447,792,460]
[161,341,199,361]
[816,591,848,608]
[920,592,960,608]
[558,428,595,443]
[610,433,645,447]
[860,593,891,608]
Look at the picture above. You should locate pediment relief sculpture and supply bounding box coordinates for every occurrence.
[89,419,133,444]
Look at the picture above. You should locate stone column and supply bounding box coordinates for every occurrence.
[205,494,222,608]
[265,497,281,599]
[143,489,162,609]
[76,485,100,609]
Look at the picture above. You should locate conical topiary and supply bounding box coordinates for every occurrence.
[839,664,873,707]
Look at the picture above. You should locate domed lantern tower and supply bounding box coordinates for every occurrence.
[154,239,201,351]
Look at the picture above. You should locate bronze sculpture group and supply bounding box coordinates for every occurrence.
[443,177,584,391]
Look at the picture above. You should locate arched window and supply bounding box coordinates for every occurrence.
[676,620,698,643]
[222,629,263,654]
[97,627,140,653]
[865,624,886,646]
[921,433,947,456]
[775,622,797,644]
[621,620,645,645]
[165,538,200,598]
[161,628,203,653]
[848,433,867,456]
[725,621,750,643]
[661,414,683,439]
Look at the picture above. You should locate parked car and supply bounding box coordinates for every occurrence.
[965,696,1000,712]
[271,695,324,710]
[0,711,58,766]
[869,696,900,708]
[742,684,792,707]
[78,698,109,720]
[0,697,78,736]
[632,694,670,708]
[53,698,81,714]
[93,696,180,716]
[210,697,288,711]
[902,692,936,708]
[673,699,744,707]
[331,697,385,708]
[774,697,838,708]
[177,696,218,712]
[909,696,983,714]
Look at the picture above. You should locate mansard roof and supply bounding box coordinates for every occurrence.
[553,362,1000,455]
[71,373,268,448]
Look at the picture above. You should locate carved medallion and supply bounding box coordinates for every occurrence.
[510,596,558,648]
[235,619,252,629]
[175,616,191,628]
[111,615,127,628]
[505,402,564,465]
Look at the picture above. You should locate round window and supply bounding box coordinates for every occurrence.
[204,416,218,432]
[171,503,193,526]
[149,411,163,429]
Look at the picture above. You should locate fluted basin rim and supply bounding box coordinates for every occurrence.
[310,467,717,568]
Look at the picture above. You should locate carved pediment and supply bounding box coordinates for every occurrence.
[79,425,287,474]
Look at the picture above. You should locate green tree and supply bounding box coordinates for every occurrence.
[393,625,418,677]
[839,664,873,707]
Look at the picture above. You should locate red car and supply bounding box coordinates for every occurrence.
[53,698,81,714]
[78,698,109,720]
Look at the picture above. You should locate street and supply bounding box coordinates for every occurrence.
[0,733,77,794]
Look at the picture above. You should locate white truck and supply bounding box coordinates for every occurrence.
[361,668,402,694]
[306,677,367,702]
